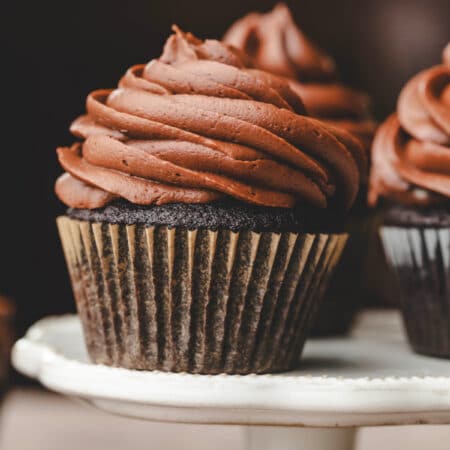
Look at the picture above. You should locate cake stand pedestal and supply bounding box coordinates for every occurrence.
[12,311,450,450]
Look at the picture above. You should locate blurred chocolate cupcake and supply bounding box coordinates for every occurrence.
[224,3,376,152]
[225,3,377,335]
[56,28,365,374]
[0,295,14,392]
[369,44,450,357]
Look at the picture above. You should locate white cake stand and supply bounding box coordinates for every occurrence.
[12,310,450,450]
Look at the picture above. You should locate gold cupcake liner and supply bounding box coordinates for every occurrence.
[57,216,347,374]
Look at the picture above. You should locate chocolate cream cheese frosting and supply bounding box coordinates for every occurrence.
[369,44,450,207]
[56,27,366,210]
[223,3,376,153]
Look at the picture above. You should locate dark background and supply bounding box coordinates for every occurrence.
[2,0,449,335]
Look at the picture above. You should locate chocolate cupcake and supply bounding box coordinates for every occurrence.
[223,3,376,152]
[0,295,14,393]
[56,28,366,374]
[369,44,450,357]
[224,3,377,335]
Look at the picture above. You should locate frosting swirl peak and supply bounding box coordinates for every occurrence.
[224,4,376,155]
[56,27,365,210]
[223,3,336,81]
[369,44,450,206]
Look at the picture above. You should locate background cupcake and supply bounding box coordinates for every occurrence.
[224,3,378,335]
[0,295,14,394]
[369,43,450,357]
[56,28,365,374]
[223,3,376,152]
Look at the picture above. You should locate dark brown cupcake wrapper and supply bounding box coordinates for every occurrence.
[58,216,347,374]
[381,226,450,358]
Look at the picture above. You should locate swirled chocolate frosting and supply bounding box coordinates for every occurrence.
[369,44,450,206]
[223,3,376,153]
[56,27,366,210]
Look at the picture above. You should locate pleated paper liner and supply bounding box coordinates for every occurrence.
[310,219,369,336]
[381,226,450,358]
[57,216,347,374]
[310,207,388,336]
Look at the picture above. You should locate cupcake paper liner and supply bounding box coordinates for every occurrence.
[309,232,364,336]
[381,226,450,358]
[310,210,374,336]
[57,216,347,374]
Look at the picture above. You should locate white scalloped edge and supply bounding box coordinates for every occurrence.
[12,314,450,385]
[11,314,450,427]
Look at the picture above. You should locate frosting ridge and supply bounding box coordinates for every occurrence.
[223,3,376,154]
[369,45,450,206]
[56,27,365,210]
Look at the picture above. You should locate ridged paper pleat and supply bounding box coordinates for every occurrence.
[381,227,450,358]
[58,217,347,374]
[310,216,374,336]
